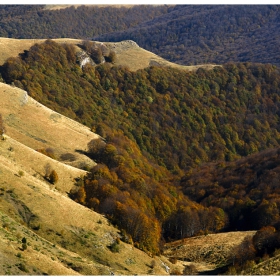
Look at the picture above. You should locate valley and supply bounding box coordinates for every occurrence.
[0,4,280,276]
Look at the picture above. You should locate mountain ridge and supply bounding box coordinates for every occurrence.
[1,36,280,275]
[0,37,218,72]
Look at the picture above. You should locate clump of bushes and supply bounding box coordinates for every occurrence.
[183,264,198,275]
[21,237,27,251]
[60,153,77,162]
[36,147,56,159]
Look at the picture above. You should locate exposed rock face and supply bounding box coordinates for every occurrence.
[77,50,96,68]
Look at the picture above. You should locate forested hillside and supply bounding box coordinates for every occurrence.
[0,5,279,67]
[2,40,280,171]
[95,5,280,67]
[0,5,171,39]
[2,40,280,255]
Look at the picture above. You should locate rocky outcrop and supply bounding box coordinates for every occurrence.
[77,50,96,68]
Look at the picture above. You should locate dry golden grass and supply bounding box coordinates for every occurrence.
[164,231,256,274]
[242,253,280,275]
[0,82,176,275]
[0,82,98,176]
[0,36,250,276]
[0,38,82,65]
[0,37,219,72]
[103,40,218,72]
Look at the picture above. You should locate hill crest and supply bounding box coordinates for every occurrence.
[0,37,218,72]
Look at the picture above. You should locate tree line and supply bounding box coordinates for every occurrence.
[1,5,280,67]
[2,40,280,254]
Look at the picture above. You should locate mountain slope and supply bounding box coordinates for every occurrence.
[93,5,280,67]
[0,5,172,39]
[0,82,98,175]
[0,5,279,67]
[2,36,280,275]
[0,83,176,275]
[0,37,216,72]
[164,231,256,274]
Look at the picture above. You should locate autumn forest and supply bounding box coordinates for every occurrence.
[2,39,280,262]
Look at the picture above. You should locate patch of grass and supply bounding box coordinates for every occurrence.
[108,241,120,253]
[16,253,22,258]
[34,246,40,251]
[17,262,29,273]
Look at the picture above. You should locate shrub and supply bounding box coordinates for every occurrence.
[18,263,28,272]
[49,170,59,184]
[106,51,116,63]
[150,260,156,269]
[22,243,27,251]
[109,241,120,253]
[169,257,177,264]
[60,153,77,161]
[183,264,198,275]
[37,148,56,159]
[170,269,181,275]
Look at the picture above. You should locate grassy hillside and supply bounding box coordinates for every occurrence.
[0,83,177,275]
[0,82,98,175]
[2,39,280,171]
[164,231,256,274]
[2,38,280,274]
[0,37,215,72]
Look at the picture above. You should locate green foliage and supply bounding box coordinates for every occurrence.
[0,5,280,69]
[3,40,280,173]
[21,238,27,251]
[4,39,280,254]
[17,262,29,273]
[22,243,27,251]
